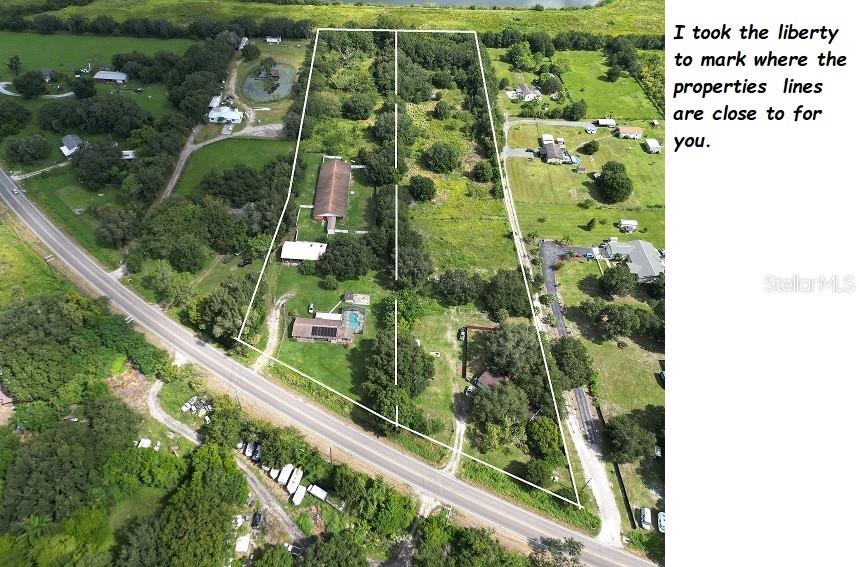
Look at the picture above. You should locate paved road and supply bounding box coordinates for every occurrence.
[0,169,652,567]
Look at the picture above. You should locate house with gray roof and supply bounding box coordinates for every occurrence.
[602,240,664,281]
[60,134,82,158]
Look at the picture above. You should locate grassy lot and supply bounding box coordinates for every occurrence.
[20,168,124,267]
[173,138,294,198]
[0,32,193,83]
[53,0,664,35]
[554,50,661,120]
[0,214,68,307]
[106,485,168,545]
[338,168,376,232]
[235,40,309,125]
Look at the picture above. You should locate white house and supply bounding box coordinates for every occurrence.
[280,241,327,263]
[208,106,243,124]
[645,138,662,154]
[121,150,136,160]
[516,83,542,102]
[238,37,249,51]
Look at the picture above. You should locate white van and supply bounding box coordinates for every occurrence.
[640,507,653,530]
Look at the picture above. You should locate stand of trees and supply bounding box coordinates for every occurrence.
[414,512,531,567]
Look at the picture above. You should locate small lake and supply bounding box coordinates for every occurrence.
[350,0,599,7]
[243,64,295,102]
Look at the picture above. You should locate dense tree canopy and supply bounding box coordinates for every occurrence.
[11,70,46,98]
[551,336,597,390]
[408,175,435,202]
[604,414,657,463]
[0,100,29,138]
[302,532,369,567]
[481,269,530,319]
[316,233,375,281]
[597,160,633,203]
[422,142,460,173]
[600,263,636,296]
[4,133,50,164]
[414,513,530,567]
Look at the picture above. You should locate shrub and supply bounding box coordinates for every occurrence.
[408,175,435,202]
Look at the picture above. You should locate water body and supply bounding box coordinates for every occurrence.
[348,0,598,7]
[243,64,296,102]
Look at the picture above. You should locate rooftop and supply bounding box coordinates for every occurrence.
[604,239,664,280]
[93,70,128,82]
[518,83,540,97]
[280,240,327,261]
[314,159,351,218]
[292,316,354,341]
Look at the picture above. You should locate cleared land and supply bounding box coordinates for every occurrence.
[20,168,124,267]
[53,0,665,35]
[173,138,294,198]
[0,214,68,306]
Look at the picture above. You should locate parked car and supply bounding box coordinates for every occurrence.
[238,257,253,267]
[284,543,303,557]
[657,511,665,534]
[251,511,262,529]
[308,303,315,314]
[222,255,235,264]
[457,328,465,341]
[640,507,653,530]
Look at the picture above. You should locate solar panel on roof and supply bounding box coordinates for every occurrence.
[311,326,337,338]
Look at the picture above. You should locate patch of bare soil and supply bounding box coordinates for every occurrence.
[105,366,150,412]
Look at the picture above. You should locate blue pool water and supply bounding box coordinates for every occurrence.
[345,310,364,332]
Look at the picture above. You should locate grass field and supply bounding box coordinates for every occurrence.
[0,32,193,83]
[21,168,124,267]
[52,0,664,35]
[554,50,661,120]
[0,214,67,307]
[505,120,664,248]
[173,138,294,198]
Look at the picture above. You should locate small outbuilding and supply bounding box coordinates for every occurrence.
[615,126,644,140]
[343,293,370,306]
[93,70,128,84]
[60,134,82,158]
[596,118,617,128]
[619,219,639,233]
[208,95,222,109]
[238,37,249,51]
[280,241,327,263]
[645,138,662,154]
[265,36,282,44]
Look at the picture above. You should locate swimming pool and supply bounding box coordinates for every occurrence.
[344,309,364,333]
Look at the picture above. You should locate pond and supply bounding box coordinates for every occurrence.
[242,64,296,103]
[352,0,598,7]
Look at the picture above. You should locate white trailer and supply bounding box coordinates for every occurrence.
[277,464,294,485]
[269,467,280,480]
[291,485,307,506]
[285,468,303,494]
[307,484,328,502]
[244,441,255,458]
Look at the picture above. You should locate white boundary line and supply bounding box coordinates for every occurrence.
[234,336,578,506]
[237,28,321,340]
[393,30,400,426]
[235,28,582,509]
[472,33,581,506]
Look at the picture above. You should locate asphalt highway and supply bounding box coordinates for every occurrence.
[0,167,652,567]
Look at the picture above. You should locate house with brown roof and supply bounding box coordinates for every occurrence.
[313,158,351,233]
[291,316,354,344]
[474,369,506,390]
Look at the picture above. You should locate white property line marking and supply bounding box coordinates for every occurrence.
[394,30,399,425]
[234,336,580,507]
[236,28,582,509]
[473,32,581,506]
[237,28,322,340]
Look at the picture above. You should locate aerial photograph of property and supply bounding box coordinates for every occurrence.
[0,1,665,566]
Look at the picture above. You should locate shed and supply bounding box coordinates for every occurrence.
[286,468,303,494]
[208,95,222,109]
[280,241,327,262]
[596,118,617,128]
[238,37,249,50]
[60,134,82,158]
[277,464,294,485]
[540,133,554,146]
[121,150,136,160]
[269,467,280,480]
[93,70,128,84]
[315,312,342,321]
[0,389,12,406]
[645,138,662,154]
[343,293,370,306]
[313,159,351,220]
[265,36,282,44]
[619,219,639,232]
[615,126,644,140]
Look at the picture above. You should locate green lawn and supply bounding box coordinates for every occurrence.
[53,0,665,35]
[554,51,661,120]
[173,138,294,198]
[21,168,124,267]
[338,168,376,233]
[0,31,193,83]
[0,215,68,307]
[107,485,168,544]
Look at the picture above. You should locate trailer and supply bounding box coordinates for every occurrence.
[269,467,280,480]
[307,484,328,502]
[235,440,245,450]
[285,468,303,494]
[277,464,294,485]
[252,444,262,461]
[244,441,255,458]
[291,485,307,506]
